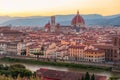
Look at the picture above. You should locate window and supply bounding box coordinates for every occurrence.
[114,55,117,57]
[114,50,117,53]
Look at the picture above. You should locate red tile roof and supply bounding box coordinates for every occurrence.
[36,68,107,80]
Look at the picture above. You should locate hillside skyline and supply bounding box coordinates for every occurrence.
[1,13,120,26]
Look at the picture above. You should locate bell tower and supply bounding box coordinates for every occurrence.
[51,16,56,32]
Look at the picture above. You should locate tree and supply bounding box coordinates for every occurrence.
[0,64,4,70]
[91,74,95,80]
[21,49,26,55]
[109,76,120,80]
[39,45,45,58]
[85,72,90,80]
[31,52,41,60]
[9,64,25,70]
[10,65,32,78]
[81,75,84,80]
[0,64,32,78]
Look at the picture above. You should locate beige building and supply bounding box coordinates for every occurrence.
[68,45,85,61]
[0,41,8,54]
[84,49,105,63]
[56,49,68,60]
[26,44,45,57]
[6,41,23,55]
[45,43,57,58]
[61,40,76,45]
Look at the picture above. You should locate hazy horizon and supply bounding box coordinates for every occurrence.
[1,13,120,18]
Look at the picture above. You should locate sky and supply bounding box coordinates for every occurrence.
[0,0,120,17]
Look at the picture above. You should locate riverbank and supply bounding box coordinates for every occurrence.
[0,57,112,72]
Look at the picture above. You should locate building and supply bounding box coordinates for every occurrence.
[45,43,58,58]
[6,41,23,55]
[68,44,105,63]
[55,23,61,33]
[44,11,87,34]
[84,49,105,63]
[44,22,51,32]
[111,35,120,62]
[93,35,120,62]
[112,62,120,72]
[61,40,76,45]
[50,16,56,32]
[26,45,40,56]
[26,44,45,57]
[0,41,8,54]
[0,26,11,31]
[44,16,61,33]
[0,29,25,37]
[36,68,107,80]
[0,40,26,55]
[71,11,86,33]
[56,49,68,60]
[68,45,86,61]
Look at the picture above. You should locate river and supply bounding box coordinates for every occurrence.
[0,61,120,79]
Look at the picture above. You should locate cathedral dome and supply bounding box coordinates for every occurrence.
[71,11,85,25]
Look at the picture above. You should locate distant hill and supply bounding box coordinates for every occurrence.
[0,16,12,24]
[0,14,120,26]
[107,16,120,26]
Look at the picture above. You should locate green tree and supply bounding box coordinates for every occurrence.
[0,64,32,78]
[91,74,95,80]
[85,72,90,80]
[81,75,84,80]
[10,68,32,78]
[9,64,25,70]
[0,64,4,70]
[109,76,120,80]
[40,45,45,57]
[31,52,40,60]
[21,49,26,55]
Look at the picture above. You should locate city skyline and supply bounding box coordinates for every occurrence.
[0,0,120,17]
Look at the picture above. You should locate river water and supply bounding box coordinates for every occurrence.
[0,61,120,79]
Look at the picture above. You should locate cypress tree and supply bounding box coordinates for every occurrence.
[85,72,90,80]
[81,75,84,80]
[91,74,95,80]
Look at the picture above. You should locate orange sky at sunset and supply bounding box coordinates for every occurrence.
[0,0,120,17]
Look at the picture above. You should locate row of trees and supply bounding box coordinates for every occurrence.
[109,76,120,80]
[0,64,32,78]
[1,57,111,71]
[0,75,42,80]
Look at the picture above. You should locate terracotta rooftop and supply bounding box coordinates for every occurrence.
[36,68,107,80]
